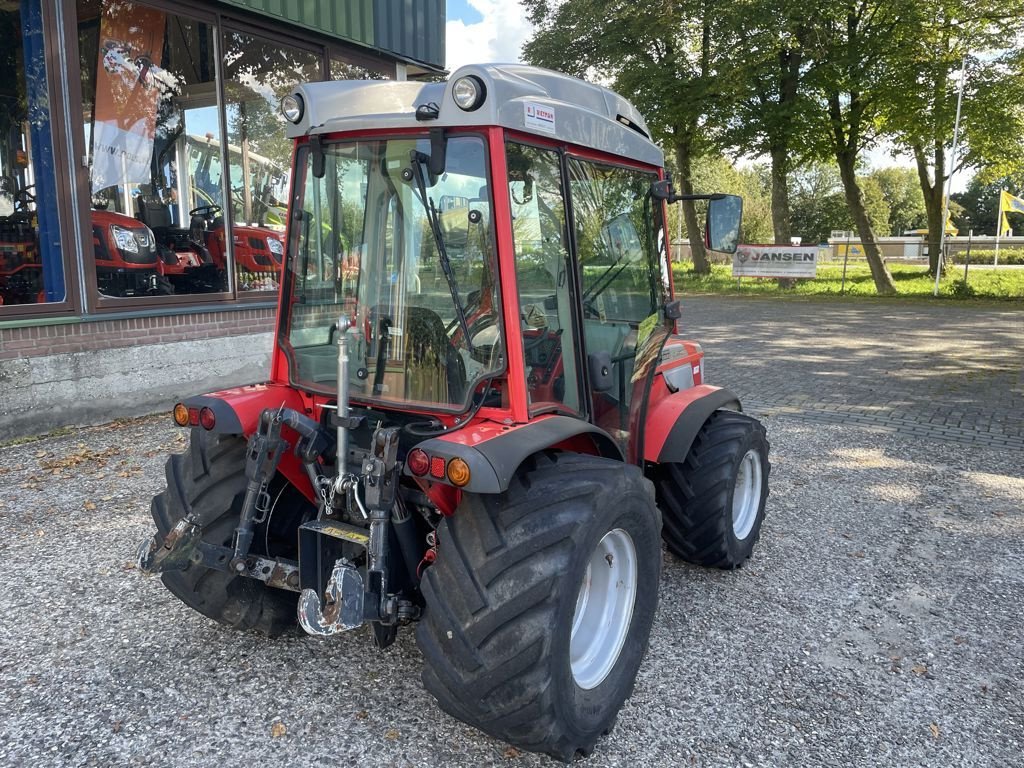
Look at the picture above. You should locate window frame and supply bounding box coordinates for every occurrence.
[278,131,508,416]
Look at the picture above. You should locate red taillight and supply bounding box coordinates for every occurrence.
[408,448,429,476]
[187,407,200,426]
[429,456,446,479]
[199,407,216,430]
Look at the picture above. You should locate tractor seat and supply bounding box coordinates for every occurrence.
[137,197,199,254]
[400,306,467,405]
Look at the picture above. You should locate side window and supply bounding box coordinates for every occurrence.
[506,142,580,415]
[567,158,660,444]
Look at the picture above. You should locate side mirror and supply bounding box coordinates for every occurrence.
[705,194,743,254]
[588,351,613,393]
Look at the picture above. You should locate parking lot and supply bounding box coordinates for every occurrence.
[1,296,1022,767]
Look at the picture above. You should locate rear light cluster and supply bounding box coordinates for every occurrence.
[407,448,471,487]
[172,403,216,430]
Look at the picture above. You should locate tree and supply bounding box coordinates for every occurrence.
[869,167,927,236]
[804,0,911,294]
[788,162,890,243]
[522,0,735,274]
[880,0,1024,274]
[719,0,816,245]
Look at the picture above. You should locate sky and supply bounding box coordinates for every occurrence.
[445,0,534,73]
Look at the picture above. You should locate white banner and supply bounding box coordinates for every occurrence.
[732,245,818,278]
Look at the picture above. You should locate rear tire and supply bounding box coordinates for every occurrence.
[655,410,770,568]
[150,429,306,636]
[416,453,662,761]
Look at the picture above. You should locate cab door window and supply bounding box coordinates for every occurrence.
[566,157,661,445]
[506,142,581,416]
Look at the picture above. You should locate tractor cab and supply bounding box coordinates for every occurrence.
[276,65,738,461]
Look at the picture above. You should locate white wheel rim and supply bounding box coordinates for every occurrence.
[732,449,763,540]
[570,528,637,690]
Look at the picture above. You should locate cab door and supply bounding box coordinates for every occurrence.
[564,156,666,457]
[505,141,584,417]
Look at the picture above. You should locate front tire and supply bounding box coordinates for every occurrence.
[416,453,662,761]
[150,429,308,636]
[655,409,770,568]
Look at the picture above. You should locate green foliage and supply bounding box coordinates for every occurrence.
[949,279,976,299]
[953,175,1024,235]
[951,249,1024,266]
[869,167,928,236]
[787,163,890,243]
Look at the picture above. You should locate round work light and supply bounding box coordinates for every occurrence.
[281,93,304,123]
[452,76,486,111]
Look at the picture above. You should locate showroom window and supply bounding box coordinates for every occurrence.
[0,1,65,309]
[77,0,234,300]
[222,30,323,295]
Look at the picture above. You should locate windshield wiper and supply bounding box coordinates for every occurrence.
[409,151,474,353]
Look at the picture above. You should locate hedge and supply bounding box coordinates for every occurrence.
[949,248,1024,265]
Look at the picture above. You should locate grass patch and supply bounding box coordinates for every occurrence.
[673,261,1024,300]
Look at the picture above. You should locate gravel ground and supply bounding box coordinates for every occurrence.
[0,411,1021,767]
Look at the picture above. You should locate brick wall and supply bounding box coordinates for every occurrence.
[0,308,278,439]
[0,308,276,361]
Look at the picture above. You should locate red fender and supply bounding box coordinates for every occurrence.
[643,383,741,465]
[181,383,315,502]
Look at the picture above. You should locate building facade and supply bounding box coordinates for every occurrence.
[0,0,444,437]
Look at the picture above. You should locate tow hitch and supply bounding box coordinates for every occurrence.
[297,425,416,637]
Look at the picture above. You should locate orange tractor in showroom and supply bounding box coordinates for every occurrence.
[138,64,769,761]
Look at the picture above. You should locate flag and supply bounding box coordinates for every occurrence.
[998,190,1024,237]
[90,6,169,194]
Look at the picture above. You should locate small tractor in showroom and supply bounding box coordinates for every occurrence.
[138,64,769,761]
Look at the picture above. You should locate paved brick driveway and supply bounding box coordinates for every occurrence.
[679,296,1024,451]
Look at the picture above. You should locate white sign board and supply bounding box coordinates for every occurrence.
[524,102,557,134]
[732,245,818,278]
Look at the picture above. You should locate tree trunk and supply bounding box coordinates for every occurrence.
[836,149,896,295]
[769,147,792,245]
[674,141,710,274]
[912,144,946,277]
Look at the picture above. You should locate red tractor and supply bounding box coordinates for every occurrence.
[135,200,285,294]
[138,65,769,761]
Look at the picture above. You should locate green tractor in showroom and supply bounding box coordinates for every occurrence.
[138,64,769,761]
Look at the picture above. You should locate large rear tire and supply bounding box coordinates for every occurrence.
[655,409,770,568]
[416,453,662,761]
[150,429,308,636]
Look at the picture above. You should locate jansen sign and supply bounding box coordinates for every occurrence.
[732,245,817,278]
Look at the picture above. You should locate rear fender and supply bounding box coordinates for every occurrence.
[407,415,623,494]
[181,383,314,502]
[644,384,741,465]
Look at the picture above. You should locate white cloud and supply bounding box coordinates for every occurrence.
[446,1,535,72]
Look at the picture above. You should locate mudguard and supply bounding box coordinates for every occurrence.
[182,383,306,436]
[181,383,314,501]
[643,384,742,465]
[407,414,623,494]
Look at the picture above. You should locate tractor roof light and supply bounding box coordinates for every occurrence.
[452,76,485,111]
[281,93,304,123]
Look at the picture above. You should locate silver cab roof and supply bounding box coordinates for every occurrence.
[285,63,664,168]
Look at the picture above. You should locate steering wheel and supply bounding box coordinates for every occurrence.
[189,204,221,220]
[13,185,36,213]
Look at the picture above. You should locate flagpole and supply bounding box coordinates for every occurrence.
[994,189,1002,267]
[934,52,967,297]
